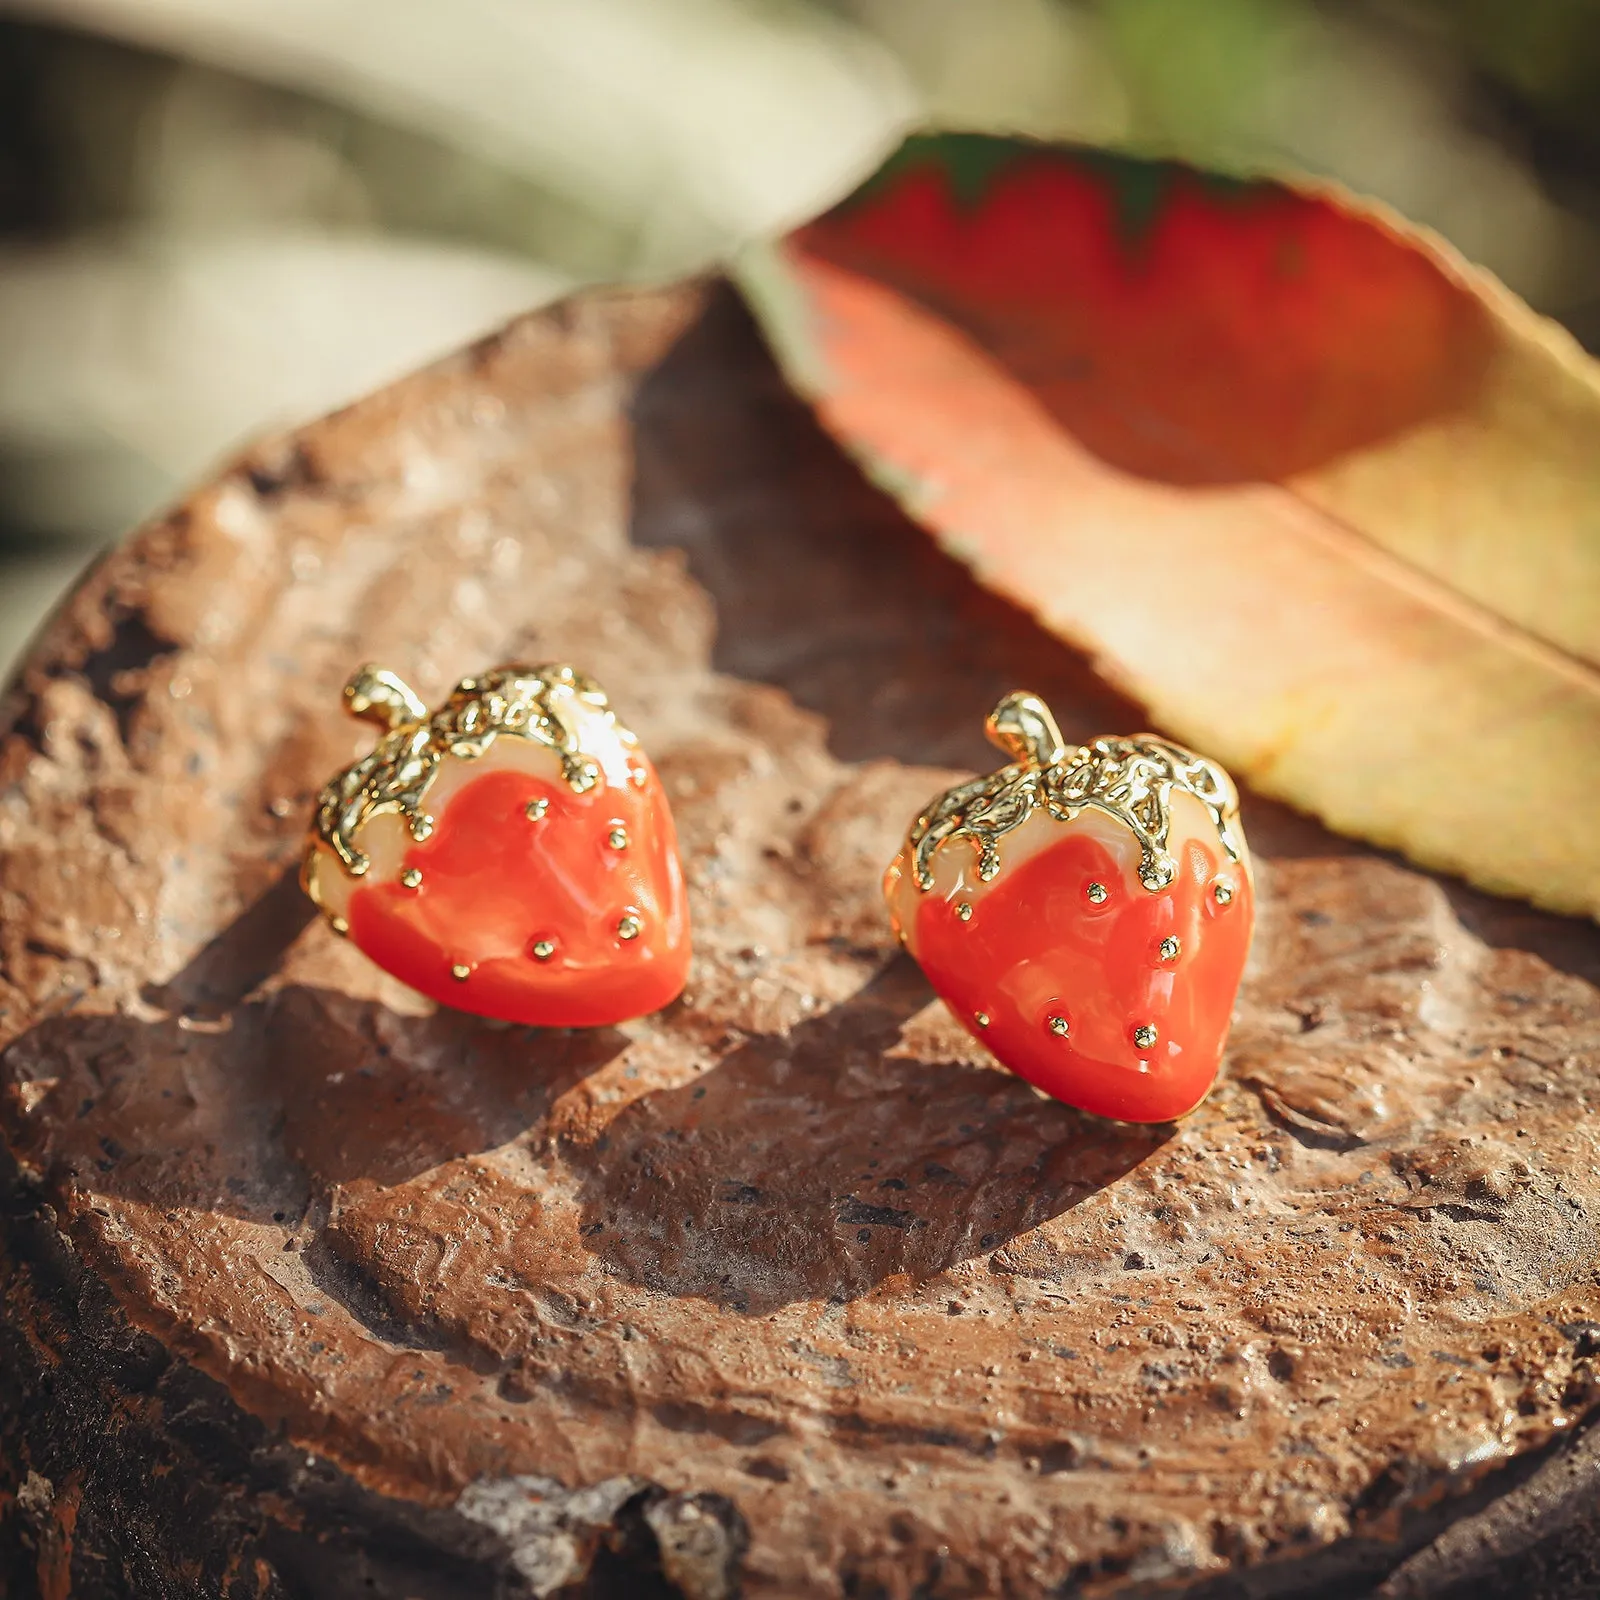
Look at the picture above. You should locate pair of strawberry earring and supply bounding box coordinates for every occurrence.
[302,663,1254,1124]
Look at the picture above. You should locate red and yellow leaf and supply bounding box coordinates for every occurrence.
[743,134,1600,918]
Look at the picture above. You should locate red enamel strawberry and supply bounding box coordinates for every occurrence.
[885,693,1253,1122]
[304,664,690,1027]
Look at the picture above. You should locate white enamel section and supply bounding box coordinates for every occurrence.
[885,785,1249,958]
[307,703,639,923]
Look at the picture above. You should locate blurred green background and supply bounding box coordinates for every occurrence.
[2,0,1599,676]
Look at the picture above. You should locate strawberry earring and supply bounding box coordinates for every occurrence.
[303,663,690,1026]
[884,693,1254,1123]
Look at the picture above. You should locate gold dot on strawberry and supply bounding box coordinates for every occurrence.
[885,694,1253,1123]
[304,664,690,1027]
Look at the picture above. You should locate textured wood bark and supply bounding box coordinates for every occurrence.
[2,282,1600,1598]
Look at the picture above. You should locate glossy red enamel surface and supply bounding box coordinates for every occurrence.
[348,758,689,1027]
[912,826,1252,1122]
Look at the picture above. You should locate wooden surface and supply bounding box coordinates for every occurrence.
[3,284,1600,1598]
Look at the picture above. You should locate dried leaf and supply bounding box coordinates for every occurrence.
[742,133,1600,919]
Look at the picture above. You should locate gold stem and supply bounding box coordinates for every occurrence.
[343,664,427,730]
[985,691,1067,768]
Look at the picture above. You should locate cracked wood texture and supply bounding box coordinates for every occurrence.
[3,284,1600,1600]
